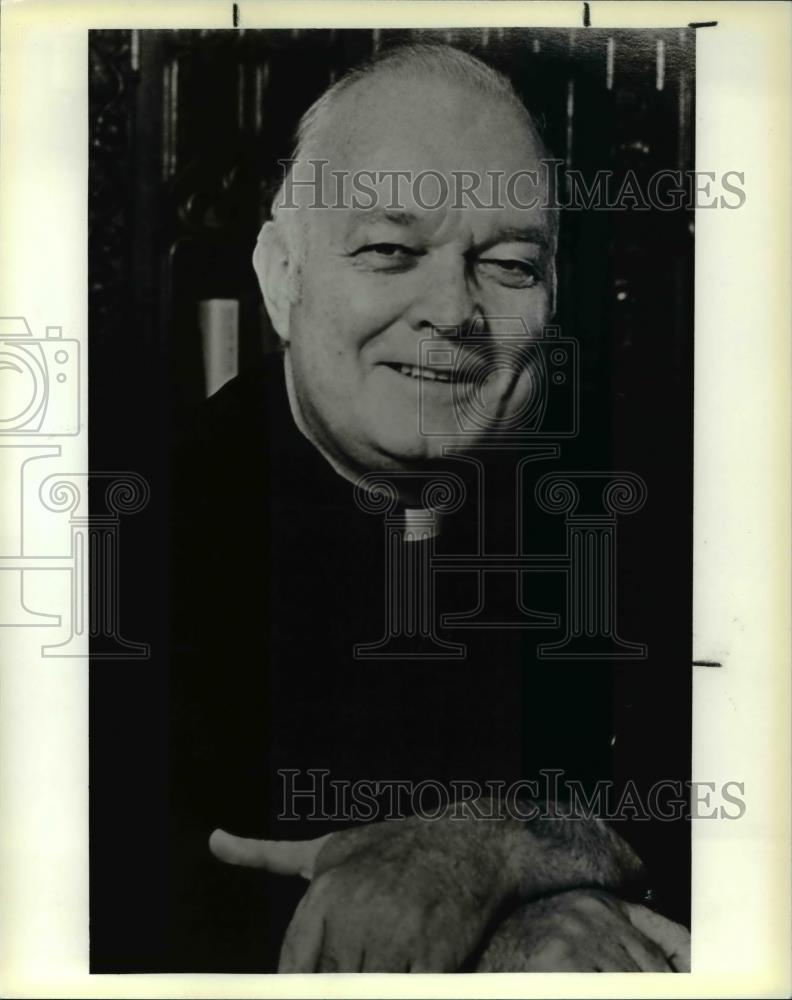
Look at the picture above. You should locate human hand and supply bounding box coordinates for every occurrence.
[211,816,513,971]
[210,802,646,972]
[477,888,691,972]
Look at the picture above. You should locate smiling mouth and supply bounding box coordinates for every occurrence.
[384,362,474,384]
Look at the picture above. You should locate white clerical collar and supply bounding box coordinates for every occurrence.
[282,351,443,541]
[402,507,442,541]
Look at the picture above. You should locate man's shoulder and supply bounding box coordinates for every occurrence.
[187,353,288,449]
[170,353,296,518]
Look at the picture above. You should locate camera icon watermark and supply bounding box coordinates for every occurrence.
[0,315,147,658]
[354,315,648,661]
[416,318,578,442]
[0,317,80,436]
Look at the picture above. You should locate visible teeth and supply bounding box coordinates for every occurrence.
[397,364,452,382]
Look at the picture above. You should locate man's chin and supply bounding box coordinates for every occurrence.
[343,434,483,508]
[366,432,481,472]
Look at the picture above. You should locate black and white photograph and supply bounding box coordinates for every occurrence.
[90,23,699,974]
[1,2,790,996]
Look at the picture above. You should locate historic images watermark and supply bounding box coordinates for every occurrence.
[276,158,746,213]
[0,316,149,658]
[278,768,747,823]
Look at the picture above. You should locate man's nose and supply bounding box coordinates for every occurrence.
[406,257,479,334]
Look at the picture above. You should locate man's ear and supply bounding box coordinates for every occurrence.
[252,220,298,343]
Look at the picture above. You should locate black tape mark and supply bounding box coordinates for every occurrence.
[583,2,591,27]
[688,21,718,28]
[693,660,722,668]
[233,3,240,28]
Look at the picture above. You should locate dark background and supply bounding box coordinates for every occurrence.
[89,27,694,970]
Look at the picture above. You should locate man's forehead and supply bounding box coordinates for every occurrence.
[330,71,543,175]
[299,71,554,245]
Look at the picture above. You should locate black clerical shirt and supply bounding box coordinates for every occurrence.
[167,352,615,971]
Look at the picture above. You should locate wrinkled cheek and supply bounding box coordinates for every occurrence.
[479,287,550,326]
[507,364,543,413]
[519,295,553,335]
[303,276,409,355]
[469,363,531,422]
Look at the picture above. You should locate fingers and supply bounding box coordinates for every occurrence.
[208,829,332,879]
[476,891,681,973]
[318,926,365,972]
[625,901,691,972]
[278,891,326,972]
[614,932,671,972]
[407,951,457,973]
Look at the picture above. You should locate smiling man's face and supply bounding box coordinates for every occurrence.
[282,72,555,475]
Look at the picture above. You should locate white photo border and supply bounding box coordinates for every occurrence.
[0,2,789,997]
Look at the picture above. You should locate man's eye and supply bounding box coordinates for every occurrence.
[351,243,420,271]
[477,258,541,289]
[363,243,411,256]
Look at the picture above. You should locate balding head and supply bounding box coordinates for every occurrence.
[293,43,545,159]
[269,44,554,255]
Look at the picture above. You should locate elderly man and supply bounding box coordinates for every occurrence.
[170,43,689,973]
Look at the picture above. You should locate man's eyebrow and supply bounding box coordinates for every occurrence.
[477,226,552,252]
[348,208,420,228]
